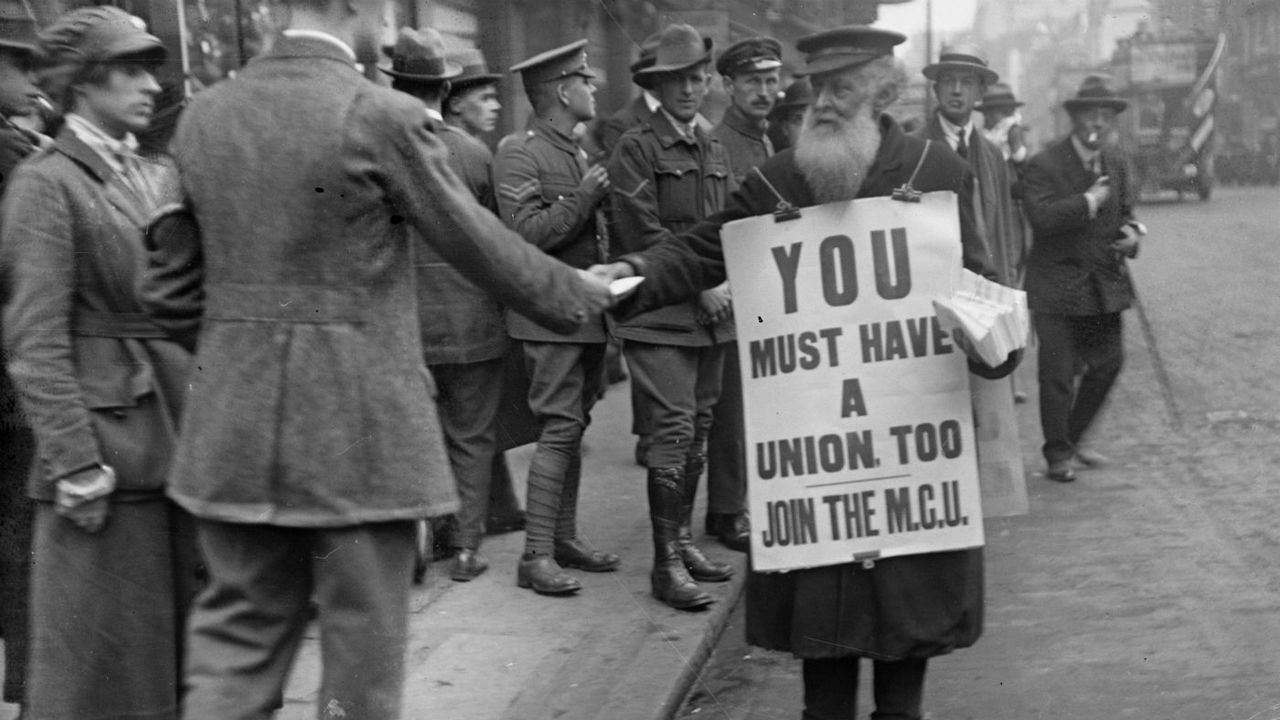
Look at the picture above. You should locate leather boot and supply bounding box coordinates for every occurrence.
[648,466,712,610]
[676,453,733,582]
[554,456,621,572]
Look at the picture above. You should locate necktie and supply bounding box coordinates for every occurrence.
[955,131,968,159]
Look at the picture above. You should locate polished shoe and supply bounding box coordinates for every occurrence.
[486,511,526,535]
[450,548,489,582]
[705,512,750,553]
[554,538,621,572]
[651,556,713,610]
[1074,449,1110,467]
[1046,459,1076,483]
[516,553,582,595]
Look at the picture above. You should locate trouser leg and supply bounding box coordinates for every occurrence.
[554,343,605,543]
[677,345,731,581]
[1034,312,1079,463]
[801,657,859,720]
[430,358,505,550]
[522,342,599,558]
[870,658,927,720]
[0,424,34,705]
[1067,312,1124,446]
[486,455,524,526]
[312,522,415,720]
[183,522,313,720]
[706,341,746,516]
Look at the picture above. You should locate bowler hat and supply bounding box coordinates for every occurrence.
[511,38,597,88]
[772,78,813,114]
[633,24,712,79]
[716,36,782,77]
[381,28,462,82]
[1063,75,1128,114]
[39,5,166,67]
[447,48,501,91]
[922,43,998,85]
[977,82,1024,110]
[794,25,905,77]
[0,0,38,56]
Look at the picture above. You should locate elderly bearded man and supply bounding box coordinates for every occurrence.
[592,26,1017,720]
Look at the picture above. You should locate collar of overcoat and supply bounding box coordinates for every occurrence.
[261,33,361,71]
[52,126,152,229]
[722,103,768,140]
[647,106,701,149]
[528,116,580,156]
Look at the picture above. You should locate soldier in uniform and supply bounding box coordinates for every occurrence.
[494,39,621,596]
[0,2,44,711]
[609,24,735,610]
[384,27,510,582]
[699,36,784,555]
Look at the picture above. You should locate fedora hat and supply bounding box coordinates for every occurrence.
[1063,75,1128,113]
[381,27,462,83]
[772,78,813,114]
[793,25,905,77]
[629,32,662,77]
[447,48,501,90]
[977,82,1024,110]
[633,24,712,79]
[0,0,38,55]
[923,43,998,85]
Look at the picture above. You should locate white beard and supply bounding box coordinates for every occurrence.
[793,106,881,205]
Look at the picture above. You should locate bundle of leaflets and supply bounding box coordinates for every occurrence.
[932,269,1030,367]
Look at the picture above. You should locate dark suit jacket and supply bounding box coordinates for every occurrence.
[416,125,509,364]
[914,115,1026,286]
[1,128,189,500]
[1022,136,1136,315]
[145,35,595,526]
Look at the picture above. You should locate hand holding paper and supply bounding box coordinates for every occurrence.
[933,270,1030,368]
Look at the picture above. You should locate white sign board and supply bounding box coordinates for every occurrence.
[721,192,985,573]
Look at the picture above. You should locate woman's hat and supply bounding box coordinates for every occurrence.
[1062,75,1128,114]
[381,27,462,82]
[39,5,166,67]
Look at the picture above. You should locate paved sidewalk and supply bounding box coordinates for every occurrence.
[280,379,747,720]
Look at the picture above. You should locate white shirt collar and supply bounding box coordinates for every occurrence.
[64,113,138,175]
[424,107,444,124]
[643,91,661,114]
[938,113,974,151]
[1070,133,1101,167]
[282,29,357,62]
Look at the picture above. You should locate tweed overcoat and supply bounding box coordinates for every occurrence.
[493,117,609,343]
[619,114,1014,660]
[145,36,596,527]
[915,114,1027,286]
[2,129,190,501]
[1022,136,1136,316]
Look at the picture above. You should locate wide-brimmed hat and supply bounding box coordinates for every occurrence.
[772,78,813,114]
[977,82,1024,110]
[793,25,905,78]
[633,24,712,79]
[922,43,998,85]
[629,32,662,77]
[381,27,462,82]
[39,5,166,68]
[716,36,782,77]
[1063,75,1128,113]
[0,0,38,56]
[447,48,501,91]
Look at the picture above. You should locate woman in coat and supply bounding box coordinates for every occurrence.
[0,8,197,719]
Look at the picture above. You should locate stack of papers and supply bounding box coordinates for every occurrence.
[932,270,1030,367]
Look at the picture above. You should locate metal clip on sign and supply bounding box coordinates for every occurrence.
[892,139,935,203]
[853,550,880,569]
[751,166,802,222]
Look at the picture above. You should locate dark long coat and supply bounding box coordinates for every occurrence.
[915,114,1027,286]
[618,114,1012,660]
[1022,136,1136,315]
[144,35,596,527]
